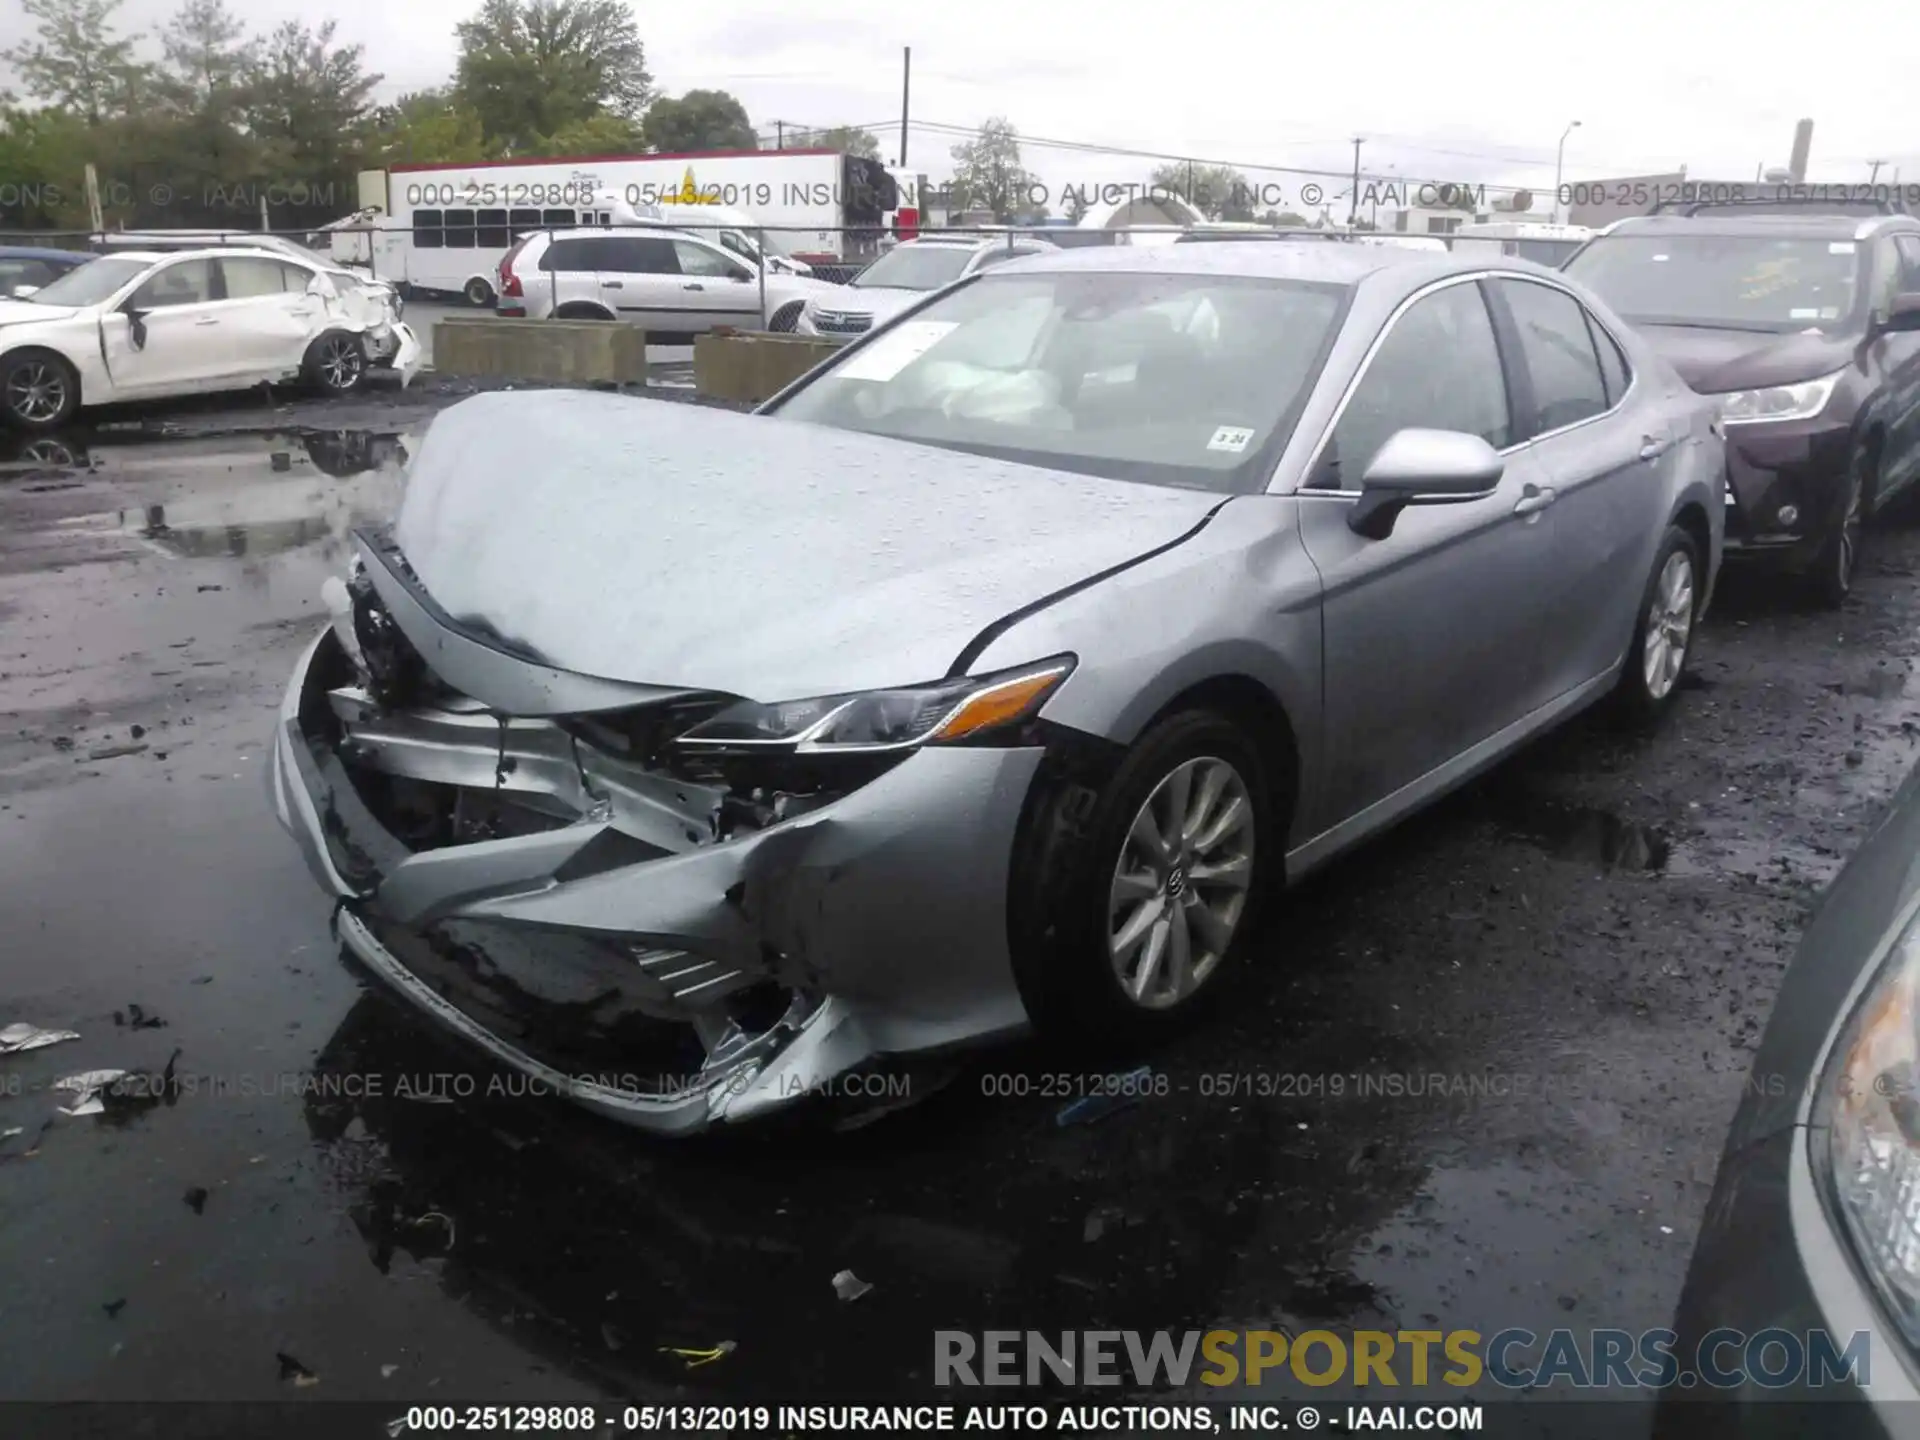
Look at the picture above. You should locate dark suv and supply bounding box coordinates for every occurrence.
[1562,206,1920,606]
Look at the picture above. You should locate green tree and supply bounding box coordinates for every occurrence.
[246,21,382,181]
[364,89,496,168]
[2,0,152,125]
[639,89,755,153]
[155,0,257,121]
[530,108,643,158]
[1149,161,1254,221]
[0,102,94,225]
[803,124,879,159]
[455,0,651,153]
[948,116,1036,222]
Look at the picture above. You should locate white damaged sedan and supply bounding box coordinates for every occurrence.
[0,247,421,432]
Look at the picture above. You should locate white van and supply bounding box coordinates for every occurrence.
[1448,221,1591,267]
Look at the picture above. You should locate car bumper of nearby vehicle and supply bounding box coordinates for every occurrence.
[1652,1125,1919,1439]
[1717,417,1853,570]
[268,627,1040,1136]
[373,321,422,386]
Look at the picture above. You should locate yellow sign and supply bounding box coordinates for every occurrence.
[674,167,718,204]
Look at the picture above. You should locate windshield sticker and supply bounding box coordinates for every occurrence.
[1650,254,1669,262]
[1830,242,1857,254]
[833,320,959,382]
[1789,307,1822,319]
[1208,426,1256,454]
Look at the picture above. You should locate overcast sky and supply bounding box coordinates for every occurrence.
[17,0,1920,207]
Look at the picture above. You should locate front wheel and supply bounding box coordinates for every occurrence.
[0,349,80,432]
[1809,448,1871,609]
[1614,525,1700,724]
[303,332,367,395]
[1015,709,1280,1041]
[464,277,495,307]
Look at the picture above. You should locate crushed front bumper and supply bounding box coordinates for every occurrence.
[269,628,1040,1135]
[1719,418,1852,571]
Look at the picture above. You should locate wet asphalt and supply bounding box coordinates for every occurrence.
[4,386,1920,1408]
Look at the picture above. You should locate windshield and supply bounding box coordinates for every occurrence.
[1564,234,1864,331]
[851,244,975,291]
[770,270,1349,492]
[26,256,145,306]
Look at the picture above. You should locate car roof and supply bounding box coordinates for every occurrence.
[1601,212,1920,240]
[990,240,1510,285]
[895,233,1052,250]
[0,246,90,263]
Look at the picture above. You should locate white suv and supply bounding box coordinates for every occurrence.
[493,228,835,338]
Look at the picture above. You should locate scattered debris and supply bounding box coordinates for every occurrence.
[113,1004,167,1030]
[1055,1066,1154,1127]
[50,736,74,752]
[832,1269,873,1302]
[270,452,293,472]
[103,1299,126,1318]
[54,1069,129,1117]
[276,1351,319,1387]
[130,724,146,739]
[85,743,149,762]
[183,1186,209,1215]
[196,584,223,593]
[191,976,213,986]
[1,1127,22,1141]
[600,1323,628,1352]
[0,1023,80,1054]
[660,1342,735,1370]
[1083,1212,1106,1243]
[380,1364,398,1379]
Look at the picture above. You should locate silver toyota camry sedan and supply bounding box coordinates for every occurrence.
[270,243,1726,1135]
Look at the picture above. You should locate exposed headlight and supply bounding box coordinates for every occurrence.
[1814,896,1920,1347]
[676,657,1074,755]
[1713,370,1843,424]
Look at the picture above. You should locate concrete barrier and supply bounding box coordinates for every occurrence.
[432,317,648,384]
[694,332,842,404]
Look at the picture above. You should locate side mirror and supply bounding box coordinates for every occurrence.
[1348,428,1504,539]
[10,284,38,298]
[1879,293,1920,334]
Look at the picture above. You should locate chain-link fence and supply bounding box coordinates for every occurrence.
[0,217,1426,336]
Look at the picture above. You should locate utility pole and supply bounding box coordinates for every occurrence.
[899,47,911,167]
[775,120,785,150]
[1554,120,1580,224]
[1349,137,1363,226]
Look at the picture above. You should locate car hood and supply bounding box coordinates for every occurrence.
[817,286,924,320]
[1634,322,1858,394]
[0,299,80,326]
[386,389,1223,701]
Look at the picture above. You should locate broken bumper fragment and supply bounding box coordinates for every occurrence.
[269,616,1040,1135]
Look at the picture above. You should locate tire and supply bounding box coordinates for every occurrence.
[464,277,495,307]
[768,302,804,333]
[1614,524,1701,725]
[303,331,367,395]
[1809,446,1872,609]
[553,304,612,321]
[0,348,80,433]
[1014,709,1280,1042]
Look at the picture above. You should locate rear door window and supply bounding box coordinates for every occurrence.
[539,238,597,272]
[1496,279,1610,436]
[1586,314,1632,405]
[598,236,680,274]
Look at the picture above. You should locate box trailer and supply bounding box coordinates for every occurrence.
[331,149,913,301]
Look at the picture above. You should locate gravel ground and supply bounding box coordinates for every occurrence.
[2,389,1918,1410]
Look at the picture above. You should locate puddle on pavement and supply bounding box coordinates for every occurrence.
[1487,798,1674,873]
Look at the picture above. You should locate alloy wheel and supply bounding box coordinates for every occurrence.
[319,337,364,391]
[1107,756,1256,1010]
[5,361,66,424]
[1641,549,1695,701]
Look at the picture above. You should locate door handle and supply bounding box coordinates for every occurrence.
[1639,434,1674,461]
[601,280,623,289]
[682,283,705,291]
[1512,484,1557,516]
[194,317,219,326]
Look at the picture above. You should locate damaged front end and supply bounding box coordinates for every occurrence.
[270,529,1052,1134]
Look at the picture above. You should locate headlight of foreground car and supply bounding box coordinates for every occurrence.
[1815,898,1920,1348]
[675,657,1074,755]
[1713,370,1843,425]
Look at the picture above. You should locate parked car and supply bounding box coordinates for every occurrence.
[270,243,1723,1136]
[87,229,402,316]
[1653,759,1920,1438]
[1448,221,1591,267]
[794,233,1059,340]
[0,247,419,432]
[0,245,92,298]
[1562,208,1920,606]
[493,226,837,337]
